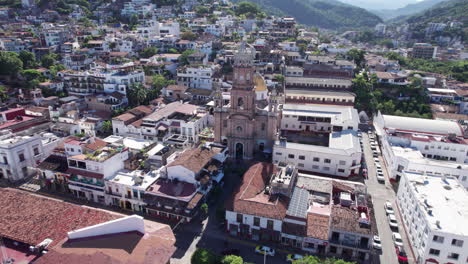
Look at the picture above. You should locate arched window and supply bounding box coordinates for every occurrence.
[236,126,242,133]
[237,97,244,107]
[261,123,266,131]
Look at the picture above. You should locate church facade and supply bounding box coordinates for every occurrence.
[214,43,279,159]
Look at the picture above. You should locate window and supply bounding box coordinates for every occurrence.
[298,163,304,167]
[451,239,464,247]
[33,146,40,156]
[312,165,319,169]
[433,235,444,243]
[288,154,295,159]
[18,153,25,162]
[237,97,244,107]
[429,248,440,256]
[329,246,337,253]
[324,159,331,163]
[267,220,274,229]
[338,169,345,173]
[275,152,282,156]
[299,155,305,160]
[323,167,330,171]
[223,120,227,128]
[236,214,243,223]
[236,126,242,133]
[261,123,266,131]
[313,157,320,162]
[339,160,346,165]
[448,253,459,260]
[254,217,260,226]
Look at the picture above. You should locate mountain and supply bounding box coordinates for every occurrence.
[395,0,468,24]
[371,0,448,21]
[237,0,383,30]
[337,0,419,10]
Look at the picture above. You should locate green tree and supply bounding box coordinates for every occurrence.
[127,83,147,107]
[0,51,23,76]
[293,256,320,264]
[235,1,260,17]
[0,85,8,102]
[41,53,57,68]
[191,248,218,264]
[181,31,197,41]
[152,74,168,94]
[18,50,36,69]
[101,120,113,134]
[140,47,158,58]
[195,6,210,16]
[200,203,208,215]
[221,255,243,264]
[274,74,285,84]
[347,48,366,69]
[179,49,196,65]
[49,64,66,77]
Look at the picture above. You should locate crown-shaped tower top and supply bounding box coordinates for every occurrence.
[234,42,255,67]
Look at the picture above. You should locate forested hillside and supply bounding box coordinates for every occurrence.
[235,0,383,30]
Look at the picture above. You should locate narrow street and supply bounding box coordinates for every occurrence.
[361,130,414,264]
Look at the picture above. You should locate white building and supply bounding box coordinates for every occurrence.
[273,104,361,178]
[397,171,468,264]
[105,170,158,212]
[177,65,217,90]
[374,113,468,188]
[0,131,44,182]
[65,137,129,203]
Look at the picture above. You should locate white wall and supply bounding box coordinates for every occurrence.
[226,210,282,231]
[68,215,145,239]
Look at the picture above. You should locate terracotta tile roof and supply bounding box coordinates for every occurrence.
[114,113,137,123]
[307,213,330,240]
[35,224,176,264]
[0,188,119,247]
[330,205,375,236]
[226,162,288,220]
[167,148,216,173]
[282,222,306,237]
[166,84,188,91]
[85,138,108,151]
[187,192,204,210]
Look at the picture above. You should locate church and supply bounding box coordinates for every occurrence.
[214,43,280,159]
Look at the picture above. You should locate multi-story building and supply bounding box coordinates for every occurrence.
[226,162,375,262]
[177,65,218,90]
[273,104,361,178]
[105,169,158,212]
[411,43,438,59]
[112,101,210,143]
[374,113,468,188]
[58,63,145,96]
[143,146,227,223]
[0,131,44,182]
[65,137,129,203]
[284,89,355,106]
[396,171,468,264]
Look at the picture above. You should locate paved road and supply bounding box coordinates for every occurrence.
[171,161,287,264]
[361,130,414,264]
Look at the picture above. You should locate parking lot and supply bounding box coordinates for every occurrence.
[360,129,414,264]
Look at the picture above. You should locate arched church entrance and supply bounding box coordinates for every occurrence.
[235,142,244,160]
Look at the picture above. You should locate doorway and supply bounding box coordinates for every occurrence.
[235,143,244,160]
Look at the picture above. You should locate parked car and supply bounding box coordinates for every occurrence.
[373,236,382,250]
[377,173,385,183]
[395,246,409,264]
[375,163,382,169]
[222,249,240,256]
[384,201,394,215]
[287,254,304,262]
[392,233,404,247]
[373,158,380,163]
[388,214,399,229]
[255,246,275,256]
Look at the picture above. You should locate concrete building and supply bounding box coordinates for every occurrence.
[225,162,376,262]
[177,65,217,90]
[0,131,44,182]
[273,104,361,178]
[396,171,468,264]
[374,113,468,188]
[411,43,437,59]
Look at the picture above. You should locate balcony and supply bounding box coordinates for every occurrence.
[69,175,104,187]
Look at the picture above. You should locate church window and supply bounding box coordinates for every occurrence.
[261,123,266,131]
[236,126,242,132]
[223,120,227,128]
[237,97,244,107]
